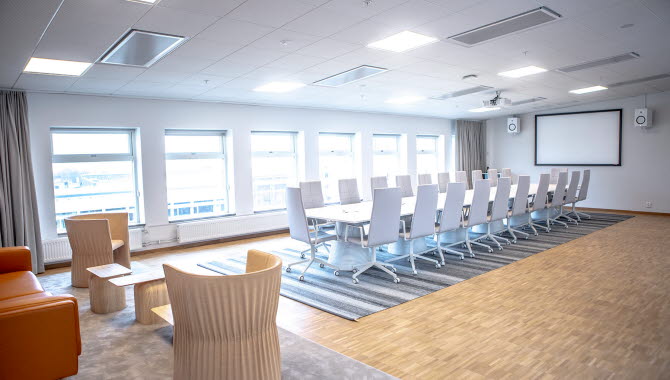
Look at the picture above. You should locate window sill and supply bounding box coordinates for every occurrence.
[168,213,237,224]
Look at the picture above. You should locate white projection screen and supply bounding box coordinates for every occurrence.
[535,109,622,166]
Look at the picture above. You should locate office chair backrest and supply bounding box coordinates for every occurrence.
[370,176,388,196]
[437,172,449,193]
[395,174,414,197]
[417,173,432,185]
[565,171,581,204]
[550,167,568,184]
[578,169,590,201]
[410,184,439,239]
[551,172,568,207]
[490,177,511,222]
[511,175,531,216]
[468,179,490,227]
[501,168,512,178]
[454,171,467,186]
[531,174,550,212]
[438,182,466,233]
[471,170,483,188]
[299,181,325,209]
[488,168,498,187]
[285,187,310,244]
[338,178,360,205]
[367,187,402,247]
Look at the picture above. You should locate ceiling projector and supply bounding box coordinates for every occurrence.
[483,91,511,107]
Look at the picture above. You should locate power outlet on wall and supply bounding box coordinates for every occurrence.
[644,201,653,208]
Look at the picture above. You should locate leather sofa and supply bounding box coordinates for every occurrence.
[0,246,81,379]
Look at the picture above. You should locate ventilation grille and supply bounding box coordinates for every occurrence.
[556,52,640,73]
[512,96,547,106]
[99,30,185,68]
[607,73,670,88]
[313,65,388,87]
[448,7,561,46]
[431,85,493,100]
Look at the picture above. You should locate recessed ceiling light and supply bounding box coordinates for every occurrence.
[469,106,501,112]
[569,85,607,94]
[385,95,426,105]
[313,65,387,87]
[23,57,92,76]
[127,0,159,4]
[254,81,305,93]
[498,65,547,78]
[367,31,438,53]
[99,30,185,68]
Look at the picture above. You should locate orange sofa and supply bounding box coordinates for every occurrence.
[0,246,81,379]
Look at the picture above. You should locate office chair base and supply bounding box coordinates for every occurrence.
[352,261,399,284]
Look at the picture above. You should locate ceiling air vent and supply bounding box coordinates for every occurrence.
[556,52,640,73]
[448,7,561,46]
[99,30,185,68]
[511,97,547,106]
[431,85,493,100]
[607,73,670,88]
[313,65,388,87]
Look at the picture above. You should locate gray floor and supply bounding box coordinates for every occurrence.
[39,269,395,380]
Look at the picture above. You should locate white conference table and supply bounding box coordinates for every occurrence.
[304,183,557,272]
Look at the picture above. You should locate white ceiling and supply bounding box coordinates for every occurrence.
[2,0,670,119]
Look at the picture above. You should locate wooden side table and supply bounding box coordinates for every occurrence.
[110,271,168,325]
[86,263,132,314]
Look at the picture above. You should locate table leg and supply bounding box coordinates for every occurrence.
[134,279,170,324]
[89,275,126,314]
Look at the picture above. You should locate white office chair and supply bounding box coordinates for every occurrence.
[529,173,551,233]
[437,172,450,193]
[480,177,511,250]
[396,175,414,197]
[338,178,360,205]
[385,184,440,275]
[454,171,467,187]
[550,167,568,184]
[545,171,569,228]
[553,170,580,225]
[501,168,512,179]
[417,173,432,185]
[488,168,498,187]
[346,188,402,284]
[299,180,334,238]
[471,170,483,189]
[285,188,340,281]
[568,169,591,221]
[504,175,531,242]
[370,176,388,196]
[463,180,494,256]
[435,182,467,261]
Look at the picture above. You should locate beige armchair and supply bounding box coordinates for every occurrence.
[65,212,131,288]
[164,249,282,380]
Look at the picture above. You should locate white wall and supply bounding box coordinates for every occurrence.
[486,91,670,213]
[28,93,453,243]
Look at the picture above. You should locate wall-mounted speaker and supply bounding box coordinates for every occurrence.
[507,117,520,134]
[634,108,650,128]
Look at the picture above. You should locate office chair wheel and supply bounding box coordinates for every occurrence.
[393,277,400,284]
[300,253,306,259]
[506,241,511,245]
[334,270,340,276]
[412,270,418,275]
[498,247,503,251]
[488,248,493,253]
[319,263,325,268]
[441,261,445,265]
[299,275,305,281]
[391,267,397,273]
[435,263,441,269]
[285,267,292,273]
[352,278,359,284]
[352,268,358,273]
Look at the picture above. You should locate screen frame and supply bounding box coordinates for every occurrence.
[534,108,622,166]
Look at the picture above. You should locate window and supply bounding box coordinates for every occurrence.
[416,135,439,178]
[251,131,298,212]
[51,129,140,233]
[372,134,401,177]
[165,130,231,221]
[319,133,356,203]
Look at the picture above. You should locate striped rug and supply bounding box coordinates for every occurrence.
[201,213,632,320]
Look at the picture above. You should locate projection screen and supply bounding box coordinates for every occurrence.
[535,109,622,166]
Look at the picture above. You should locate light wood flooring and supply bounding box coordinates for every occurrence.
[42,213,670,379]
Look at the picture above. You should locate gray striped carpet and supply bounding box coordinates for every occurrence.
[202,213,632,320]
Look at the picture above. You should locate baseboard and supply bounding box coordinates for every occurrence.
[576,207,670,217]
[44,228,289,270]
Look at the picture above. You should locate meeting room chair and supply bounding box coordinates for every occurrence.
[471,170,483,188]
[396,174,414,197]
[338,178,361,205]
[568,169,591,221]
[299,180,334,240]
[435,182,467,261]
[553,171,580,225]
[370,176,388,196]
[501,168,512,179]
[418,173,432,185]
[346,187,402,284]
[437,172,450,193]
[529,173,551,234]
[384,184,440,275]
[163,249,282,380]
[545,172,569,228]
[463,180,494,256]
[480,177,511,250]
[503,175,531,242]
[488,168,499,187]
[285,188,340,280]
[65,212,130,288]
[550,167,568,184]
[454,171,467,187]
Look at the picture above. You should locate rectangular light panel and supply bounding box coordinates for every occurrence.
[569,86,607,94]
[368,31,438,53]
[99,30,185,68]
[313,65,387,87]
[498,65,547,78]
[24,57,92,76]
[557,52,639,73]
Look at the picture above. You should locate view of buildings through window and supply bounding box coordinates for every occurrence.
[251,131,298,212]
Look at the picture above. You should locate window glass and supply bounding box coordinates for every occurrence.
[319,133,356,203]
[251,132,298,211]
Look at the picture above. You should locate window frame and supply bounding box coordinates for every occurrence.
[164,129,232,222]
[372,133,401,177]
[50,128,142,233]
[251,131,299,213]
[318,132,356,204]
[416,134,440,175]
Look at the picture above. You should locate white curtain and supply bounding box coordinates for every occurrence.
[455,120,487,189]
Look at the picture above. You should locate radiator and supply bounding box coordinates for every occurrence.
[177,213,288,244]
[43,229,144,263]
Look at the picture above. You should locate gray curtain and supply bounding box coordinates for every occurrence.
[455,119,487,189]
[0,90,44,273]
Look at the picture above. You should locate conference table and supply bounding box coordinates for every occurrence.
[304,183,557,272]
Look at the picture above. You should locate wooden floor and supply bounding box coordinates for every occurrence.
[42,213,670,379]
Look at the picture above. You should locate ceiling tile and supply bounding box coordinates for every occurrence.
[82,64,146,80]
[68,78,129,94]
[170,37,243,61]
[198,17,275,45]
[249,29,321,53]
[133,5,219,37]
[135,69,192,83]
[369,0,453,29]
[264,53,326,71]
[227,0,315,28]
[157,0,246,17]
[150,54,217,73]
[14,73,77,92]
[179,73,234,87]
[296,38,361,59]
[283,5,366,37]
